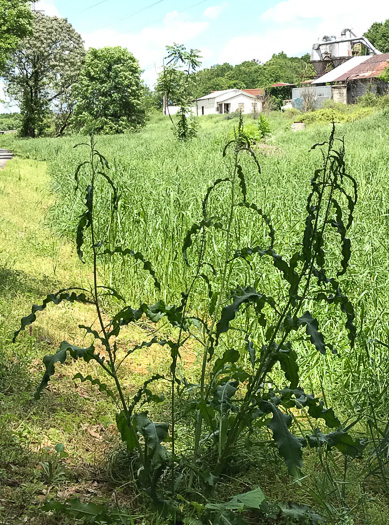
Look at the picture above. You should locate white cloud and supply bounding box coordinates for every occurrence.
[261,0,388,36]
[82,11,209,86]
[33,0,60,17]
[203,4,228,20]
[219,0,388,66]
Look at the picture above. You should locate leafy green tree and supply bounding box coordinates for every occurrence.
[364,19,389,53]
[0,0,32,74]
[73,46,145,134]
[3,11,85,137]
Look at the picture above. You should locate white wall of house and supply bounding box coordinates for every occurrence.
[219,93,262,114]
[196,97,217,115]
[196,92,262,115]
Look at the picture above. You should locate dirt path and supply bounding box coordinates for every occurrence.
[0,148,13,168]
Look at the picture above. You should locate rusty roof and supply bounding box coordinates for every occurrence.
[335,53,389,81]
[270,82,294,87]
[242,88,265,96]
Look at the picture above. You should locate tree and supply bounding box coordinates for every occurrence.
[73,46,145,134]
[364,19,389,53]
[0,0,32,74]
[3,12,85,137]
[159,44,201,141]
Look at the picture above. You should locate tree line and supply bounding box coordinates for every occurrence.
[1,2,388,138]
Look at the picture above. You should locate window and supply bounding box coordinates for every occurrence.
[202,106,204,115]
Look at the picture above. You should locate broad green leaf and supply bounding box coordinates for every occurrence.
[212,349,240,375]
[263,402,303,477]
[227,487,266,510]
[116,411,138,451]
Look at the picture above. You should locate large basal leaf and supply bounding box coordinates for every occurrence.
[135,413,169,469]
[35,341,104,399]
[262,402,303,477]
[116,411,137,451]
[306,429,365,458]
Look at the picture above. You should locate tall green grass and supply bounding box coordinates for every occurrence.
[5,111,389,410]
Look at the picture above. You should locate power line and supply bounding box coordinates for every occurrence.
[95,0,166,31]
[94,0,209,32]
[82,0,110,13]
[149,0,208,26]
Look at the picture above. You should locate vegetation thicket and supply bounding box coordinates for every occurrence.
[2,106,388,523]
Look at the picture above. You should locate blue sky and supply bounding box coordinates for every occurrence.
[1,0,388,111]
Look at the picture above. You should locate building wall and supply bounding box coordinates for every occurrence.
[292,86,332,110]
[196,98,217,115]
[225,93,262,114]
[347,79,389,104]
[332,85,347,104]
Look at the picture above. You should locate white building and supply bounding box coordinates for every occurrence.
[194,89,264,116]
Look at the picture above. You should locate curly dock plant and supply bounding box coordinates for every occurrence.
[15,124,364,517]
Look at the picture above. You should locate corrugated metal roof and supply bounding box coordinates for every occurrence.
[195,89,257,102]
[312,56,370,84]
[215,91,257,103]
[335,52,389,81]
[196,89,232,100]
[243,88,264,96]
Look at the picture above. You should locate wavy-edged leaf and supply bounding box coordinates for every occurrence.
[236,202,274,248]
[262,401,303,477]
[73,373,116,401]
[202,177,230,217]
[116,411,137,451]
[232,247,299,299]
[273,345,299,389]
[100,247,160,290]
[14,289,93,342]
[129,374,165,414]
[236,164,247,202]
[35,341,105,399]
[330,198,351,276]
[97,171,118,209]
[315,285,356,348]
[305,429,365,457]
[297,311,326,355]
[135,412,169,469]
[182,218,223,265]
[216,287,269,343]
[213,349,240,375]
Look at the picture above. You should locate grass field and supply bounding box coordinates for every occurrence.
[0,109,388,524]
